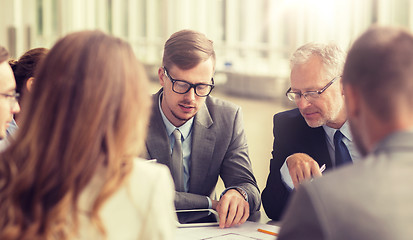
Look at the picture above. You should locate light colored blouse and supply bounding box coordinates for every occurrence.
[76,158,176,240]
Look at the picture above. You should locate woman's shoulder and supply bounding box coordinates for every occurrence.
[130,157,171,179]
[124,158,174,210]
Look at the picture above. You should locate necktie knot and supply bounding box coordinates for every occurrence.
[334,130,344,144]
[173,129,182,142]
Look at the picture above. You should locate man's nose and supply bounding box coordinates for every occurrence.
[12,102,20,114]
[184,87,196,101]
[296,96,311,109]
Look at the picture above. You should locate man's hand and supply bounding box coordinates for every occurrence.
[286,153,322,188]
[212,189,249,228]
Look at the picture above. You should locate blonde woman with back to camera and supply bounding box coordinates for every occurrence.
[0,31,176,240]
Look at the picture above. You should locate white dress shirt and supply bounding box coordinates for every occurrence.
[280,121,361,190]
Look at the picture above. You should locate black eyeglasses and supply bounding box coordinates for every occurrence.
[0,91,20,108]
[163,67,215,97]
[286,76,341,102]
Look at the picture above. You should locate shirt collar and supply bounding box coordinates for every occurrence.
[158,92,194,140]
[323,121,353,143]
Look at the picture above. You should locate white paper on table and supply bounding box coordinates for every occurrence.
[176,221,279,240]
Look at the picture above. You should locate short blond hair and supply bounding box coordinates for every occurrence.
[162,29,216,70]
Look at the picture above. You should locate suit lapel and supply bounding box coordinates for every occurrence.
[189,101,216,193]
[146,90,172,169]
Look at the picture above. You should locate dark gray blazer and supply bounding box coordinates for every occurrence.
[144,89,260,213]
[278,131,413,240]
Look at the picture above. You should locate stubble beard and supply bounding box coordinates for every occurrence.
[349,119,368,157]
[171,100,197,124]
[171,109,192,123]
[304,102,343,129]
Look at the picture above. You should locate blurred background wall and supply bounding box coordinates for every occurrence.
[2,0,412,99]
[1,0,412,215]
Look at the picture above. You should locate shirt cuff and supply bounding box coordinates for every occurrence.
[280,159,294,191]
[206,196,212,209]
[220,186,248,202]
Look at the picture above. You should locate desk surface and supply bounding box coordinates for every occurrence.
[250,209,280,226]
[176,210,281,240]
[176,220,280,240]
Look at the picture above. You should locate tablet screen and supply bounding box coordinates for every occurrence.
[176,209,219,227]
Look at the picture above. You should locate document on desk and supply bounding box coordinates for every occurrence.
[176,221,280,240]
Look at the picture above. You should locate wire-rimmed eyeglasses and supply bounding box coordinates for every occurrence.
[163,67,215,97]
[0,91,20,108]
[286,76,341,102]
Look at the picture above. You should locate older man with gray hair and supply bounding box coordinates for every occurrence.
[262,42,361,220]
[278,25,413,240]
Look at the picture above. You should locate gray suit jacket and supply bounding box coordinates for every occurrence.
[278,130,413,240]
[144,89,260,213]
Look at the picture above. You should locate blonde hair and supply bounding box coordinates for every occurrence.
[0,30,151,239]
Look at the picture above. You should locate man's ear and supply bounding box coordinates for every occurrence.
[344,84,361,119]
[158,67,165,87]
[26,77,35,92]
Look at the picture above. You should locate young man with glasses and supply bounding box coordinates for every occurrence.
[143,30,260,228]
[262,43,361,221]
[0,46,20,140]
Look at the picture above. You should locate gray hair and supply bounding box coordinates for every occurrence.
[290,43,346,79]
